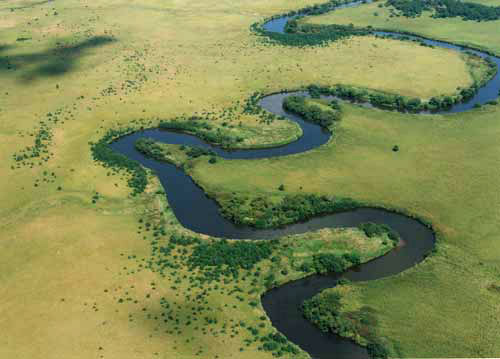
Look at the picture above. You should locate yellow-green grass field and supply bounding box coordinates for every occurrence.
[305,0,500,54]
[1,0,500,358]
[190,102,500,357]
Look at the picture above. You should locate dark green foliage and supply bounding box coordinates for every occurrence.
[90,128,148,195]
[282,22,370,47]
[283,95,341,128]
[329,84,425,112]
[262,341,278,351]
[342,251,361,266]
[134,137,165,160]
[311,253,350,273]
[185,147,215,159]
[387,0,500,21]
[302,291,343,332]
[187,240,276,281]
[13,120,53,167]
[359,222,400,243]
[303,292,390,357]
[159,117,242,147]
[392,145,399,152]
[243,92,264,115]
[260,332,299,355]
[307,252,360,274]
[299,82,494,113]
[367,341,390,359]
[170,233,201,246]
[220,193,360,229]
[252,0,371,47]
[386,0,431,17]
[135,137,216,163]
[263,273,276,289]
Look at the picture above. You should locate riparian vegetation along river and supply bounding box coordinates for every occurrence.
[109,1,500,357]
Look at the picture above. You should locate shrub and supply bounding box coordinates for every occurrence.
[220,193,361,229]
[187,239,276,281]
[359,222,400,243]
[366,341,390,359]
[312,253,350,274]
[387,0,500,22]
[283,95,340,128]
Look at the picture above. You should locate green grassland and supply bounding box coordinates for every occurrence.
[189,102,500,357]
[1,0,500,358]
[305,0,500,54]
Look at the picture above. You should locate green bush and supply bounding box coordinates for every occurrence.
[312,253,350,274]
[187,239,277,281]
[283,95,341,128]
[359,222,400,243]
[387,0,500,22]
[220,193,361,229]
[367,341,390,359]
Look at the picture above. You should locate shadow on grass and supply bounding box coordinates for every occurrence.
[0,35,116,82]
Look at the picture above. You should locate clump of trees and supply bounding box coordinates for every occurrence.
[303,80,496,113]
[187,239,277,281]
[159,117,243,148]
[185,146,216,159]
[220,193,361,229]
[254,21,370,47]
[170,233,201,246]
[135,137,165,160]
[302,291,391,358]
[252,0,372,46]
[283,95,341,128]
[301,252,361,274]
[136,137,217,164]
[358,222,400,244]
[259,332,299,356]
[387,0,500,21]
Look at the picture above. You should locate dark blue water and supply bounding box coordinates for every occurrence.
[106,2,500,357]
[111,92,435,359]
[262,6,500,113]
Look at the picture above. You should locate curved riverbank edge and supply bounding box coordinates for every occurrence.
[105,88,438,358]
[254,0,500,57]
[90,1,500,356]
[260,211,437,359]
[256,6,500,113]
[257,12,500,58]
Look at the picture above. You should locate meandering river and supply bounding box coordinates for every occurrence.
[109,2,500,357]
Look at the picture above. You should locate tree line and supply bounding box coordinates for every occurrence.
[283,95,342,128]
[302,290,391,358]
[220,193,361,229]
[387,0,500,21]
[159,117,243,148]
[305,78,496,112]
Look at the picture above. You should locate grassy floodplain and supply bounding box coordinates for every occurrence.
[190,102,500,357]
[1,0,500,358]
[305,0,500,54]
